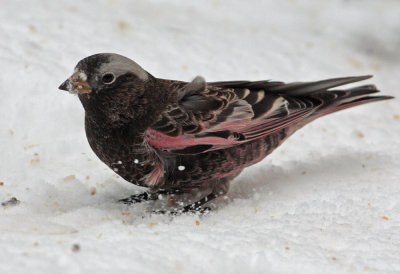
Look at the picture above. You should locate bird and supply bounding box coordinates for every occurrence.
[59,53,393,213]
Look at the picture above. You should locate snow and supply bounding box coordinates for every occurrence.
[0,0,399,273]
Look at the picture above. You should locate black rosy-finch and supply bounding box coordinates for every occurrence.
[59,53,393,213]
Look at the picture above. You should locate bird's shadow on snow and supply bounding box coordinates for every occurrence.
[224,151,387,205]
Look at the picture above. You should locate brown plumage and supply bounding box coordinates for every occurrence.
[59,53,393,213]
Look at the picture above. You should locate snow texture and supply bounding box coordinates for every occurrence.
[0,1,399,273]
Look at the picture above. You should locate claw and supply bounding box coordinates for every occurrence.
[153,206,211,215]
[118,192,153,204]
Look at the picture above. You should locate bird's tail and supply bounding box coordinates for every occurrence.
[309,77,393,120]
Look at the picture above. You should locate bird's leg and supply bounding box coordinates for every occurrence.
[119,190,175,205]
[153,192,219,214]
[181,193,219,213]
[154,179,231,214]
[179,177,232,213]
[119,192,155,204]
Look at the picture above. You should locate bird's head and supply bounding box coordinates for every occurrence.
[59,53,149,96]
[59,53,161,127]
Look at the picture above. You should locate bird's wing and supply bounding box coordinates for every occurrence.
[145,75,377,154]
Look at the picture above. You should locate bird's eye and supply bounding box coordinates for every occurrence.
[102,73,115,84]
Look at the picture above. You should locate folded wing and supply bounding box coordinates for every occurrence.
[146,75,390,154]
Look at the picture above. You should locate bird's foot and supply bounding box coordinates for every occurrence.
[152,192,218,215]
[153,206,211,215]
[119,192,155,204]
[119,190,178,205]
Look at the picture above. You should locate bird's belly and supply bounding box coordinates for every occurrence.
[164,129,287,190]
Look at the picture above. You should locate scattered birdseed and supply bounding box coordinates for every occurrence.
[30,158,40,165]
[118,20,129,31]
[0,182,4,186]
[195,220,200,226]
[382,216,389,220]
[63,175,76,182]
[355,131,364,139]
[90,187,96,196]
[24,144,39,150]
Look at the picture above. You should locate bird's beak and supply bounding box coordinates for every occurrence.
[59,71,92,94]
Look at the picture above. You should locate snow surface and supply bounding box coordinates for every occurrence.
[1,0,400,273]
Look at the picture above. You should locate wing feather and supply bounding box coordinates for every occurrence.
[146,75,383,154]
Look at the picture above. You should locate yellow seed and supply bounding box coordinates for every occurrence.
[118,21,128,31]
[30,158,40,165]
[63,175,76,182]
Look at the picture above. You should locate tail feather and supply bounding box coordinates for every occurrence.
[333,95,394,112]
[314,84,393,118]
[268,75,374,96]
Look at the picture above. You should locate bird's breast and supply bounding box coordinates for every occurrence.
[84,116,165,188]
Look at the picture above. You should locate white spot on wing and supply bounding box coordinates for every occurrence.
[178,165,185,171]
[134,159,139,164]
